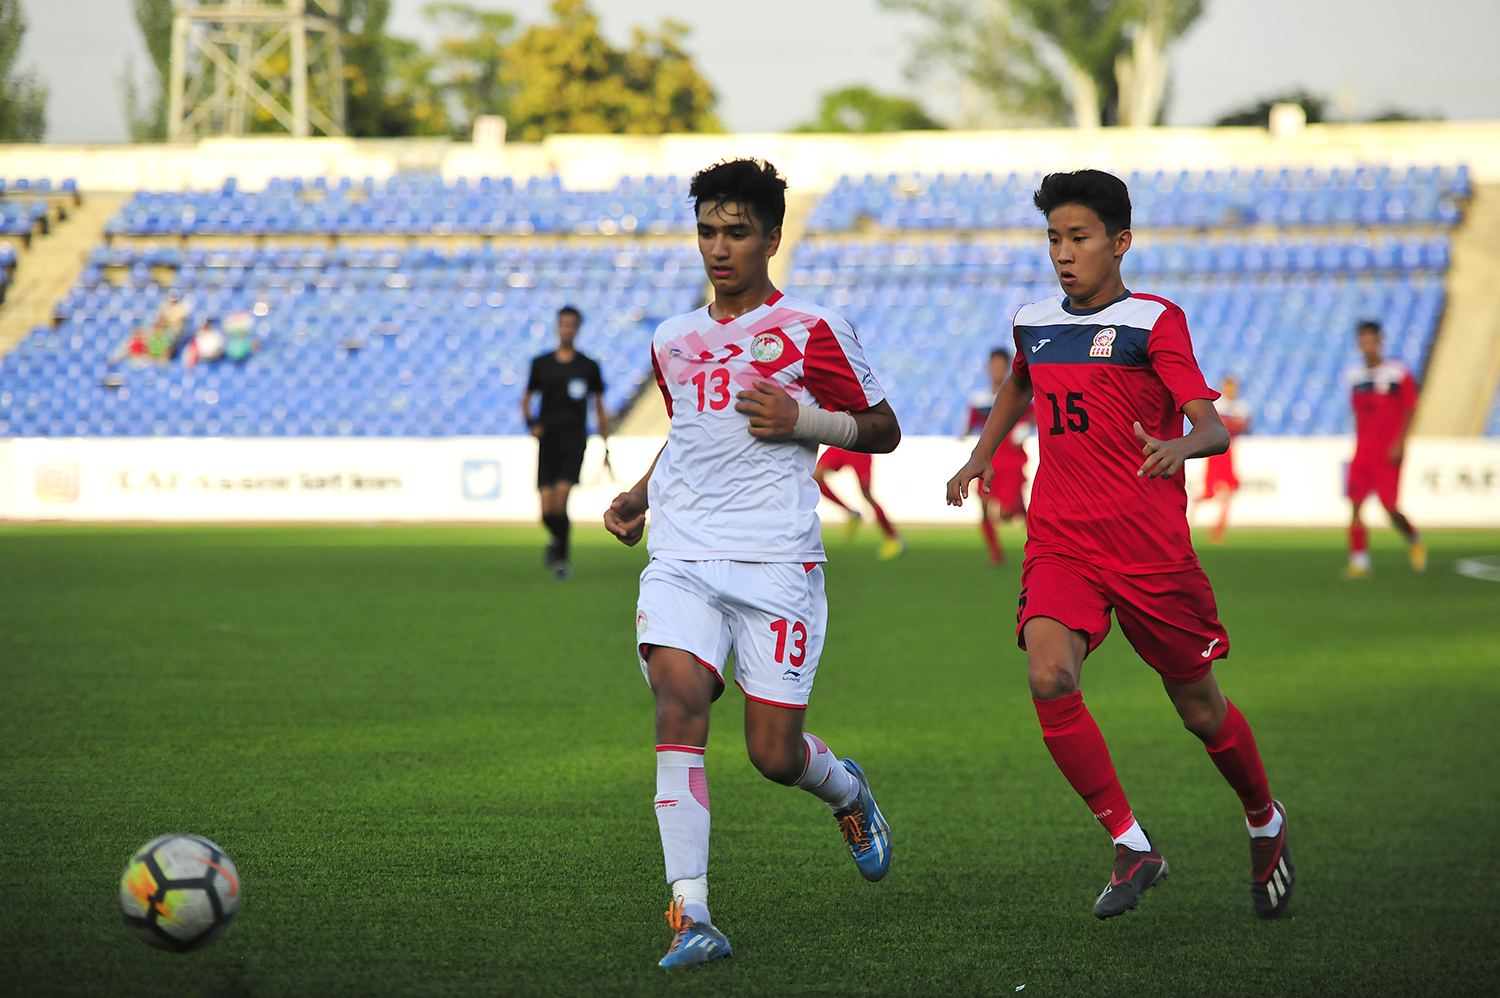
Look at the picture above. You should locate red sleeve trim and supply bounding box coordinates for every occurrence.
[803,318,870,412]
[650,344,673,417]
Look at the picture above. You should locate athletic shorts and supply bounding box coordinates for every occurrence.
[1202,451,1239,497]
[1347,457,1401,509]
[984,465,1027,518]
[1016,553,1229,685]
[635,558,827,708]
[816,448,872,487]
[536,428,586,487]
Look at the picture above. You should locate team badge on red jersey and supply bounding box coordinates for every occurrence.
[1089,327,1117,358]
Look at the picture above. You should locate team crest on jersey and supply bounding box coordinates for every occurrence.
[750,332,786,363]
[1089,327,1117,358]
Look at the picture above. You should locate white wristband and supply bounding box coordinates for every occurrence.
[790,404,859,448]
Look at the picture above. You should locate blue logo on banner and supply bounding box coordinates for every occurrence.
[462,460,502,500]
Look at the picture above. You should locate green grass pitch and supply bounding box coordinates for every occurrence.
[1,523,1497,997]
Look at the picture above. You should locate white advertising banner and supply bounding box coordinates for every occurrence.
[0,435,1497,527]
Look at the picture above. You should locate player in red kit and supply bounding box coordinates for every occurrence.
[1200,375,1250,544]
[946,170,1294,921]
[814,447,906,559]
[965,348,1032,564]
[1344,320,1424,578]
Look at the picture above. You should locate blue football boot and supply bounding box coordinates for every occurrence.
[834,759,892,882]
[658,898,732,968]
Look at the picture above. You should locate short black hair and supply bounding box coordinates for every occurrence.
[990,347,1012,361]
[558,305,582,323]
[1357,320,1382,337]
[689,158,787,233]
[1032,170,1132,237]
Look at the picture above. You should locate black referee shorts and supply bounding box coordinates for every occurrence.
[536,428,587,487]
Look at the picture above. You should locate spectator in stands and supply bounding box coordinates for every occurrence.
[523,306,609,580]
[223,310,257,362]
[1200,376,1251,544]
[183,319,226,370]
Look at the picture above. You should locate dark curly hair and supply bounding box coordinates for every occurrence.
[689,158,787,233]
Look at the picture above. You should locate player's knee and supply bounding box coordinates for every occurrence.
[1026,659,1078,700]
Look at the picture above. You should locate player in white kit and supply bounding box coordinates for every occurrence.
[605,159,902,968]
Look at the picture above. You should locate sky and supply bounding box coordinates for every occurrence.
[15,0,1500,143]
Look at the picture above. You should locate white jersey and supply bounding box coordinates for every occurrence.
[646,291,885,563]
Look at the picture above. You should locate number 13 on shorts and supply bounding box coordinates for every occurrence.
[770,618,807,667]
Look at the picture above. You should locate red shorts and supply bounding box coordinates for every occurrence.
[1347,458,1401,509]
[983,464,1027,518]
[1016,554,1229,684]
[1202,451,1239,497]
[816,448,872,487]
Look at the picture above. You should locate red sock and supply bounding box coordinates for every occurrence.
[818,481,854,513]
[981,518,1002,561]
[1349,520,1368,555]
[1034,692,1134,838]
[1203,700,1274,826]
[869,500,896,539]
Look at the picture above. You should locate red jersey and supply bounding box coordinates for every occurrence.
[1345,359,1417,464]
[1011,291,1218,574]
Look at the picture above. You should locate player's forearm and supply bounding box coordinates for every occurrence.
[521,393,535,426]
[596,398,611,439]
[1180,400,1231,458]
[846,400,901,454]
[971,376,1030,462]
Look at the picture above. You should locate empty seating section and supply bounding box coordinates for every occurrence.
[107,175,696,238]
[1,178,81,303]
[806,166,1470,233]
[0,237,700,438]
[788,236,1448,436]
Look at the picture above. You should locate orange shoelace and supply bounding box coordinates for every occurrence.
[665,895,691,936]
[839,807,867,847]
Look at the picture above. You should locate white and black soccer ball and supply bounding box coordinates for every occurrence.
[119,834,240,952]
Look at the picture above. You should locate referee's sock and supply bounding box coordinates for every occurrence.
[542,512,570,559]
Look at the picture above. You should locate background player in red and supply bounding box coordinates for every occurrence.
[813,447,906,558]
[1344,320,1424,578]
[965,347,1033,564]
[1200,375,1250,545]
[946,170,1294,922]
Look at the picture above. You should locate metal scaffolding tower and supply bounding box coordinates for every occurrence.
[167,0,346,141]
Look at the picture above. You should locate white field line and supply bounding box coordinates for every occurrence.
[1454,556,1500,582]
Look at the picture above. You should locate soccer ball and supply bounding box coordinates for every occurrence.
[119,834,240,951]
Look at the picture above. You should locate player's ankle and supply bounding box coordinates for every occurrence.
[1112,818,1151,853]
[1349,551,1371,571]
[671,876,710,925]
[1247,806,1283,838]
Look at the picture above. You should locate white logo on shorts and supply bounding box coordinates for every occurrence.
[636,611,648,635]
[1201,637,1220,658]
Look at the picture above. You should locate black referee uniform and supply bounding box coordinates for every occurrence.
[527,349,604,563]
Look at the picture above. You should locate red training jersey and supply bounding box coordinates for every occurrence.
[1345,359,1417,465]
[1011,291,1219,574]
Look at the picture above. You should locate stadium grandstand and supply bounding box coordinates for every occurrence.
[0,124,1498,523]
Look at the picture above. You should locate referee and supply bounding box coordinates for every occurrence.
[523,306,608,579]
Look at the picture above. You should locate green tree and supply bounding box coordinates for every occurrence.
[424,2,516,136]
[795,86,944,132]
[0,0,48,142]
[344,0,451,137]
[499,0,718,142]
[884,0,1202,128]
[1214,88,1326,127]
[123,0,172,140]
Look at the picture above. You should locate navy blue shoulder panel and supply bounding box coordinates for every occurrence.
[1014,322,1153,368]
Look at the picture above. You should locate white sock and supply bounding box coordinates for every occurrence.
[655,747,710,923]
[1112,818,1152,853]
[795,733,859,810]
[670,875,710,927]
[1248,807,1284,838]
[1351,550,1371,570]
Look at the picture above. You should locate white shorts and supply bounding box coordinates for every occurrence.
[635,558,828,708]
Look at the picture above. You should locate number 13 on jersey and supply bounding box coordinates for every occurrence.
[692,368,731,411]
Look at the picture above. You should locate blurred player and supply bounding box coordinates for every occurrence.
[522,306,608,580]
[1344,321,1424,578]
[966,347,1032,564]
[947,170,1294,922]
[604,159,900,968]
[813,447,905,559]
[1200,375,1250,544]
